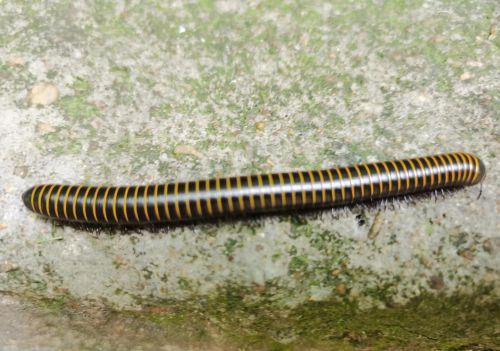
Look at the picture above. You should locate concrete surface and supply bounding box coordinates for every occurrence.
[0,0,499,349]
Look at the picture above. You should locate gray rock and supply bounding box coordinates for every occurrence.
[0,0,498,348]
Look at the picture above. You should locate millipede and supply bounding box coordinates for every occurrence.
[22,152,485,226]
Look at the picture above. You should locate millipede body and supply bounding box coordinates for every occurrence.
[22,152,485,226]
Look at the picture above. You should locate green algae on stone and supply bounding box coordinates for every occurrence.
[147,290,499,349]
[58,78,99,120]
[32,287,498,350]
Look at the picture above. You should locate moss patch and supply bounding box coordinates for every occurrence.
[140,289,500,350]
[35,286,499,350]
[58,77,99,120]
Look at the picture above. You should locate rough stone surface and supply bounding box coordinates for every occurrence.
[0,0,499,349]
[0,294,219,351]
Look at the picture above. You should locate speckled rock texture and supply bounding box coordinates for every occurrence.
[0,0,499,349]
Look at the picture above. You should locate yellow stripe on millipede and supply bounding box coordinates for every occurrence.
[153,184,161,221]
[372,163,383,195]
[247,176,255,210]
[450,153,462,184]
[472,155,481,182]
[422,157,434,187]
[437,155,449,184]
[123,186,130,222]
[464,153,475,183]
[471,154,481,183]
[307,170,316,205]
[380,162,392,193]
[460,153,471,183]
[325,169,335,202]
[268,174,276,208]
[72,185,83,221]
[414,158,426,188]
[63,185,73,220]
[164,184,172,220]
[353,165,364,198]
[389,161,401,193]
[143,185,151,222]
[444,154,456,183]
[317,170,326,203]
[457,153,469,183]
[195,180,203,216]
[174,182,182,219]
[429,156,442,185]
[236,176,245,211]
[112,187,120,223]
[185,182,193,218]
[344,167,355,202]
[335,167,345,202]
[205,179,213,215]
[38,184,48,215]
[277,173,287,206]
[215,177,224,214]
[92,187,101,222]
[297,172,307,205]
[288,172,297,206]
[363,164,374,197]
[226,178,234,213]
[81,186,92,222]
[256,174,266,209]
[133,186,140,222]
[45,184,56,217]
[406,159,418,189]
[407,159,418,189]
[102,187,111,223]
[54,185,65,219]
[398,160,410,190]
[31,185,40,212]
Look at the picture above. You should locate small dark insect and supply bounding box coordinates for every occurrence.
[22,152,485,226]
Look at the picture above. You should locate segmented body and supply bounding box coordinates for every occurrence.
[22,152,485,225]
